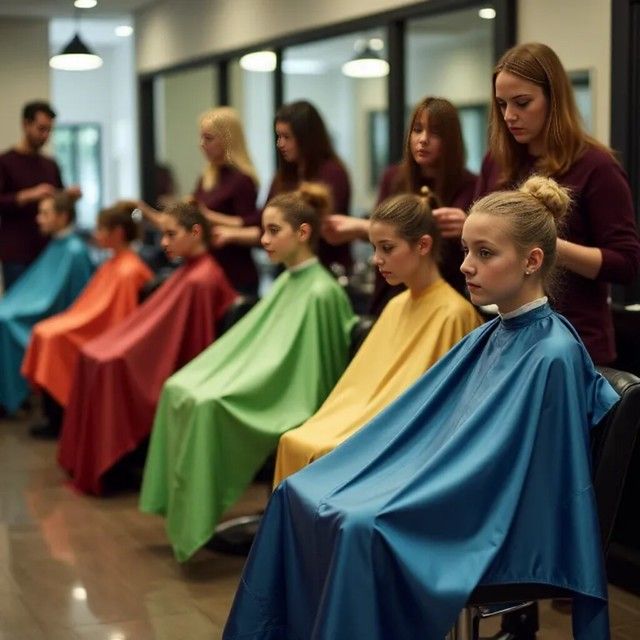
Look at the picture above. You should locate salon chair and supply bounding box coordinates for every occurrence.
[447,366,640,640]
[102,294,259,493]
[216,294,259,335]
[137,266,177,303]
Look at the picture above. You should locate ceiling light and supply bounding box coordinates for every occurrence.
[368,38,384,52]
[74,0,97,8]
[239,51,276,73]
[478,7,497,19]
[342,45,389,79]
[50,33,103,71]
[72,586,87,601]
[115,25,134,37]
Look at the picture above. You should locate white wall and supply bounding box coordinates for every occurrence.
[136,0,420,74]
[518,0,611,144]
[406,35,492,107]
[0,19,50,151]
[51,36,140,225]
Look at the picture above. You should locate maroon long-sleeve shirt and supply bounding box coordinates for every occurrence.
[475,146,640,364]
[0,148,64,264]
[194,165,259,292]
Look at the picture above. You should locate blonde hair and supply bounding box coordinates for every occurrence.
[489,42,614,184]
[266,182,332,250]
[371,186,441,262]
[199,106,258,190]
[469,175,570,289]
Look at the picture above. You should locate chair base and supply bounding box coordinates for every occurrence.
[207,514,263,556]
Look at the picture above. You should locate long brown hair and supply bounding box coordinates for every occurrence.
[393,97,465,205]
[272,101,344,194]
[489,42,613,184]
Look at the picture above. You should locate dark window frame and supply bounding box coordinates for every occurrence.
[611,0,640,303]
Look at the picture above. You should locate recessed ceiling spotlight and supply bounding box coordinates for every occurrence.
[239,51,277,73]
[115,25,134,37]
[74,0,98,8]
[478,7,497,19]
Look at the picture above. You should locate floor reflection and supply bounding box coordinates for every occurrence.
[0,414,638,639]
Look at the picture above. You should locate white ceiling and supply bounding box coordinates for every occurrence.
[0,0,157,20]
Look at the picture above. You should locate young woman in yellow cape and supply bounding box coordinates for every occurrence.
[274,188,481,485]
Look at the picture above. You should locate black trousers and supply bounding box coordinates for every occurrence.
[42,391,64,434]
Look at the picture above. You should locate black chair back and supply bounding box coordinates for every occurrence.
[592,367,640,552]
[349,315,375,361]
[217,295,259,335]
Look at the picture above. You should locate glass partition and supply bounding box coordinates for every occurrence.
[153,65,219,203]
[283,29,388,216]
[229,59,275,207]
[406,6,494,173]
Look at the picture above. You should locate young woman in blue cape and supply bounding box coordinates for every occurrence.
[223,176,619,640]
[0,192,93,414]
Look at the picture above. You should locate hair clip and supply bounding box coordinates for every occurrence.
[131,208,143,223]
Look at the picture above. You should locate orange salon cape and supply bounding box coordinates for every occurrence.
[22,249,153,406]
[273,279,482,485]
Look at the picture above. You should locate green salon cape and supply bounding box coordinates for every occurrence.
[139,259,356,561]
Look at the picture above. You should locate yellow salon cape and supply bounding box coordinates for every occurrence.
[273,278,482,485]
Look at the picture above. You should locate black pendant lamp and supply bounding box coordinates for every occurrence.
[50,3,103,73]
[50,32,103,71]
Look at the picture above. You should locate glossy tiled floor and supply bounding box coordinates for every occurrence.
[0,414,639,639]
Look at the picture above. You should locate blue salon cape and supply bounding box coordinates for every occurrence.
[0,233,93,413]
[224,304,619,640]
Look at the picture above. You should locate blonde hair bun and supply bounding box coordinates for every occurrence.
[519,175,570,223]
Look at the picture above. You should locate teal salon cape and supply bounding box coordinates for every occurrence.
[0,233,93,413]
[140,259,356,562]
[224,304,619,640]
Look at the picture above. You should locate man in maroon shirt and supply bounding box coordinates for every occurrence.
[0,101,80,291]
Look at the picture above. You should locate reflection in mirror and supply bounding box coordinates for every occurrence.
[406,7,494,173]
[284,29,388,217]
[153,65,219,205]
[229,58,276,294]
[569,70,593,133]
[229,59,275,206]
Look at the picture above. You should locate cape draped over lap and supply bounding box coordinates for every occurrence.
[21,249,153,406]
[139,260,357,562]
[223,305,620,640]
[0,233,94,413]
[58,253,237,496]
[274,279,482,485]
